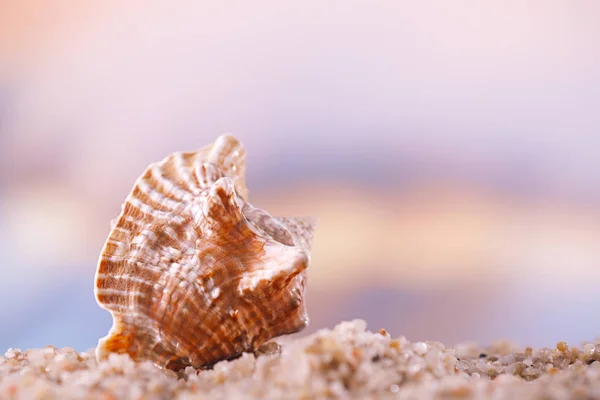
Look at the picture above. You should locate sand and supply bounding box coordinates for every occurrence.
[2,320,600,399]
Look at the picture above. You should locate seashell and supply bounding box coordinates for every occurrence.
[94,135,316,370]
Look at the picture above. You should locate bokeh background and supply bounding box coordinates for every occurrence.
[1,1,600,352]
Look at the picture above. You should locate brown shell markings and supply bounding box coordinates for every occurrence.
[94,135,316,370]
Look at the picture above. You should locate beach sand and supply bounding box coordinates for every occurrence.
[2,320,600,399]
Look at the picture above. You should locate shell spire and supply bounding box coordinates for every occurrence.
[94,135,315,371]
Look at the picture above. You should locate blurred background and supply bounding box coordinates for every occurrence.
[1,1,600,352]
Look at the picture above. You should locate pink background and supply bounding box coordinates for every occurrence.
[1,1,600,351]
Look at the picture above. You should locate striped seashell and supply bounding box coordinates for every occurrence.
[94,135,316,370]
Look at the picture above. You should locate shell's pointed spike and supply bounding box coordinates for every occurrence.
[238,243,309,293]
[201,177,244,232]
[206,134,248,199]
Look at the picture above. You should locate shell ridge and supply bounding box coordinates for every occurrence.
[194,161,225,193]
[165,152,198,195]
[149,161,193,201]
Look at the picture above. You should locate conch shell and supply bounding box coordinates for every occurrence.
[94,135,316,370]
